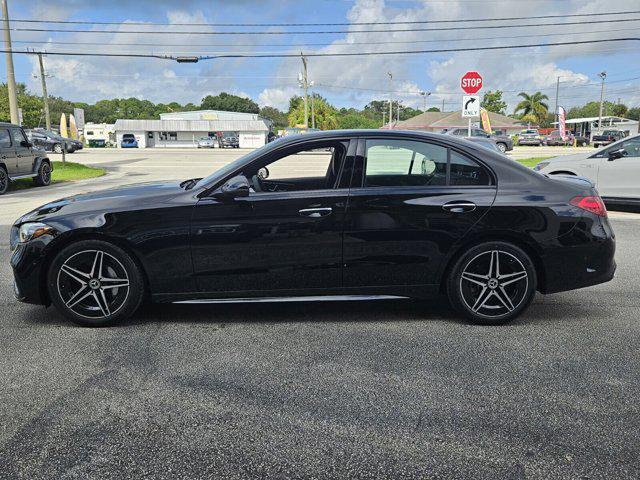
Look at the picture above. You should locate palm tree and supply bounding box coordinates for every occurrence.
[514,92,549,126]
[288,94,338,130]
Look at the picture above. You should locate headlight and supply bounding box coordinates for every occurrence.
[18,222,53,243]
[534,162,550,171]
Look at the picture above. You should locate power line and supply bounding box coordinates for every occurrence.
[4,37,640,60]
[9,9,640,27]
[7,26,639,49]
[6,17,640,35]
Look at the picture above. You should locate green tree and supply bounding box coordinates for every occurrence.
[427,107,440,112]
[626,107,640,121]
[514,91,549,125]
[259,106,288,129]
[200,92,259,113]
[287,94,338,129]
[481,90,507,115]
[338,112,380,129]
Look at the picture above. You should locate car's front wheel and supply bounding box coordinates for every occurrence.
[48,240,145,327]
[33,161,52,186]
[447,242,537,325]
[496,143,507,153]
[0,166,8,195]
[53,143,63,154]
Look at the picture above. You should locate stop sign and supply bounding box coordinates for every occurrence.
[461,71,483,94]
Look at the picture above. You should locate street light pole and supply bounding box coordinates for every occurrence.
[1,0,19,125]
[597,71,607,135]
[387,72,393,127]
[301,54,309,128]
[553,76,560,128]
[420,91,430,111]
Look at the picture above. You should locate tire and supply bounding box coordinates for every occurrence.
[47,240,145,327]
[0,166,8,195]
[447,241,537,325]
[33,161,52,186]
[594,144,599,148]
[53,143,63,154]
[496,143,507,153]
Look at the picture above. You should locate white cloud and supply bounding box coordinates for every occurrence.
[258,87,298,110]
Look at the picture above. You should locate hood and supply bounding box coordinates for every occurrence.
[544,152,593,164]
[17,181,188,224]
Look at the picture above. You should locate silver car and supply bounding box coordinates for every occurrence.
[197,137,217,148]
[535,134,640,204]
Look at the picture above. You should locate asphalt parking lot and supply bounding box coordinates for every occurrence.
[0,147,639,479]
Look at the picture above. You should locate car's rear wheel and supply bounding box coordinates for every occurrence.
[496,143,507,153]
[0,166,8,195]
[33,161,52,186]
[53,143,63,154]
[447,242,537,325]
[47,240,145,327]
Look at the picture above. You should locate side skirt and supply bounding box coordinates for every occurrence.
[174,295,408,304]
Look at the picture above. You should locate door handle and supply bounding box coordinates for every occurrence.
[442,201,477,213]
[299,207,332,218]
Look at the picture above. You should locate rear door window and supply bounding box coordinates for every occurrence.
[0,129,11,148]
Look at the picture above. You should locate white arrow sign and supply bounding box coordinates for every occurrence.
[462,95,480,117]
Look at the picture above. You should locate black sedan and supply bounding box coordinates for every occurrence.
[10,130,615,327]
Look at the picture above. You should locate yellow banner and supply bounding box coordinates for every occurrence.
[59,113,68,138]
[480,109,492,133]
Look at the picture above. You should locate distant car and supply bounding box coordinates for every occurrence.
[197,137,217,148]
[25,129,58,152]
[121,134,138,148]
[443,127,513,153]
[535,133,640,204]
[573,133,590,147]
[72,139,83,151]
[592,130,625,148]
[517,129,542,146]
[0,123,52,195]
[544,130,575,146]
[33,129,77,153]
[464,136,503,153]
[219,134,239,148]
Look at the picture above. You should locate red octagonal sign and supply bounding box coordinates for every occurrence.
[461,71,483,94]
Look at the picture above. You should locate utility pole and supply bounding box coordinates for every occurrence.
[442,98,445,112]
[36,53,51,130]
[397,101,400,123]
[311,92,315,129]
[382,110,386,127]
[420,91,430,112]
[300,54,309,128]
[1,0,19,124]
[387,72,393,127]
[553,76,560,128]
[597,71,607,135]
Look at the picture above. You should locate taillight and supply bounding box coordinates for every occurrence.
[570,195,607,217]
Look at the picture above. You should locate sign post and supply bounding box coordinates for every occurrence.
[461,72,483,136]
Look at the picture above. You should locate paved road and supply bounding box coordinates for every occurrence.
[0,216,639,478]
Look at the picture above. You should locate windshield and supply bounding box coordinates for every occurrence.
[194,137,286,190]
[602,130,618,135]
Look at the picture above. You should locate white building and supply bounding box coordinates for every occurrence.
[114,110,272,149]
[84,123,115,144]
[560,116,640,139]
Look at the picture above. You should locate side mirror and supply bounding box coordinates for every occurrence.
[20,140,33,148]
[608,148,626,161]
[215,175,250,199]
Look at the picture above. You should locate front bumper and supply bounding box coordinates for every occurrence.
[518,139,541,145]
[10,232,56,306]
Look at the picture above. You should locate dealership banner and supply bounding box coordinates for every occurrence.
[480,108,492,133]
[558,106,567,140]
[59,113,68,138]
[73,108,85,130]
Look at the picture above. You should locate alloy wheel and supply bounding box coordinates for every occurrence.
[56,250,130,319]
[41,164,51,184]
[459,250,529,319]
[0,168,7,194]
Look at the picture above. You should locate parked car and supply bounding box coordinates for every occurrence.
[535,134,640,204]
[544,130,574,146]
[464,136,503,153]
[11,130,615,327]
[219,133,239,148]
[592,130,626,148]
[72,139,83,151]
[517,129,542,146]
[0,123,52,195]
[33,129,77,153]
[121,134,138,148]
[443,127,513,153]
[25,129,58,152]
[573,133,590,147]
[197,137,217,148]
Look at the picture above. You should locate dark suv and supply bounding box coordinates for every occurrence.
[219,133,240,148]
[443,128,514,153]
[0,123,52,195]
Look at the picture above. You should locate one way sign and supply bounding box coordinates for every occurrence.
[462,95,480,117]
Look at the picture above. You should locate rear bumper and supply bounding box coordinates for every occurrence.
[539,217,616,294]
[518,139,541,145]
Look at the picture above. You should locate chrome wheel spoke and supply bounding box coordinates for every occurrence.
[495,286,515,312]
[500,271,528,286]
[66,286,92,309]
[60,264,90,284]
[489,250,500,278]
[91,251,104,278]
[100,277,130,290]
[472,287,493,312]
[92,290,111,317]
[461,272,487,287]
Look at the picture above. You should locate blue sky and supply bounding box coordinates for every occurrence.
[4,0,640,112]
